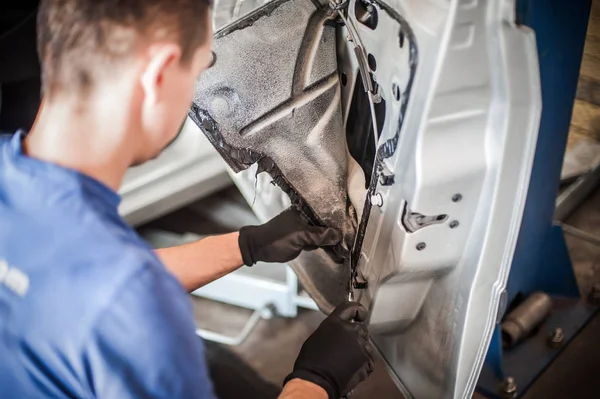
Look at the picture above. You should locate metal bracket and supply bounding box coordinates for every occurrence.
[378,161,395,186]
[401,206,449,233]
[195,304,274,346]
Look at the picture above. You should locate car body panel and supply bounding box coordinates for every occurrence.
[119,118,231,226]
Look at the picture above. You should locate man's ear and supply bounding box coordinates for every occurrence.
[141,44,182,105]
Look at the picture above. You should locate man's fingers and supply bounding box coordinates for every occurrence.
[245,207,345,264]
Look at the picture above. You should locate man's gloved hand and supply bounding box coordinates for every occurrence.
[284,302,374,398]
[238,208,342,266]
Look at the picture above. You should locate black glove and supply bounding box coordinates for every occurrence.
[238,208,342,266]
[284,302,374,398]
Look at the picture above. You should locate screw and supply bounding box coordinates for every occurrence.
[501,376,517,397]
[416,242,426,251]
[452,193,462,202]
[370,193,383,207]
[366,4,374,13]
[548,327,564,348]
[449,220,459,229]
[588,282,600,306]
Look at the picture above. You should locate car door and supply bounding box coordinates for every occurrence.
[191,0,541,397]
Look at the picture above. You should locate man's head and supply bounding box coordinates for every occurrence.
[37,0,213,164]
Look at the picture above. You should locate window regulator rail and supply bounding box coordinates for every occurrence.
[329,0,379,299]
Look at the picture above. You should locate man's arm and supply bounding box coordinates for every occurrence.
[156,208,342,292]
[156,233,242,292]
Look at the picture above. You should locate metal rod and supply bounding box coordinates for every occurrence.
[559,223,600,247]
[331,0,379,297]
[368,92,380,149]
[195,305,266,346]
[555,162,600,221]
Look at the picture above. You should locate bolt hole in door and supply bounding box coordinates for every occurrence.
[340,72,347,86]
[399,30,405,48]
[367,53,377,72]
[355,0,378,30]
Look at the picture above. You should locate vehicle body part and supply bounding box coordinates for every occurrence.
[193,0,542,397]
[501,292,552,348]
[119,118,230,226]
[476,1,594,396]
[356,0,540,395]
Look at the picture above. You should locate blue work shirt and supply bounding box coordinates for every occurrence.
[0,131,215,398]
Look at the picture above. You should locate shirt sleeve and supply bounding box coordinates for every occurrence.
[82,264,215,399]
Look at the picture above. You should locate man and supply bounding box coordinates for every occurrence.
[0,0,374,398]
